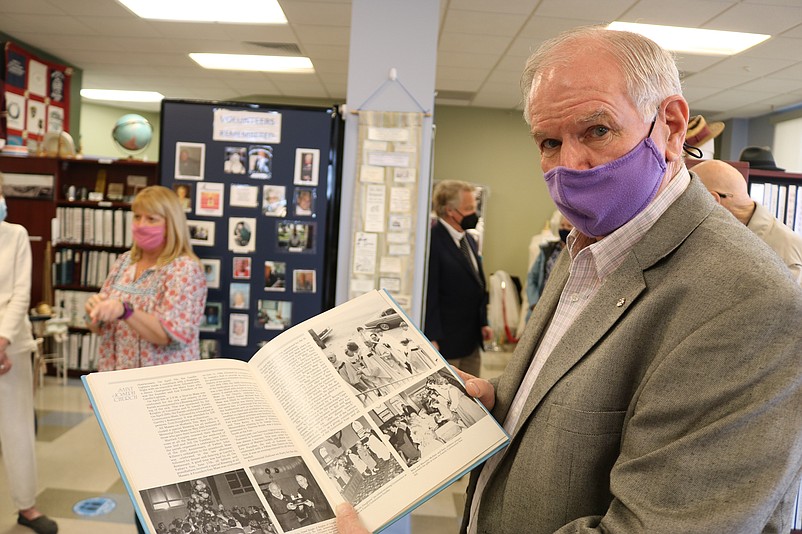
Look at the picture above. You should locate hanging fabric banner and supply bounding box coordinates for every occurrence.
[348,110,424,312]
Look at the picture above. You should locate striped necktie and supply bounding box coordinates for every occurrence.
[460,236,483,287]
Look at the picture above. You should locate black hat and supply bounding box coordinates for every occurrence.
[739,146,784,171]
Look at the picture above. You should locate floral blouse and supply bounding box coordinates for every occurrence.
[97,252,207,371]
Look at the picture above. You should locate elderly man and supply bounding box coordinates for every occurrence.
[693,159,802,283]
[338,25,802,534]
[424,180,493,377]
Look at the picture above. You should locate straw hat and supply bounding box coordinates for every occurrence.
[685,115,725,147]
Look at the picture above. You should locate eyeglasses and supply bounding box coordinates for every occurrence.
[714,191,733,199]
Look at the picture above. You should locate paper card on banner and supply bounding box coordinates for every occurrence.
[368,127,410,143]
[353,232,378,274]
[393,168,416,183]
[389,187,411,213]
[27,99,46,134]
[367,151,410,168]
[387,232,409,244]
[360,165,385,184]
[379,256,402,274]
[364,184,386,233]
[351,278,375,294]
[388,214,411,232]
[46,106,64,132]
[230,184,259,207]
[393,144,417,153]
[212,108,282,144]
[389,244,411,256]
[363,140,388,153]
[5,92,25,130]
[27,59,47,97]
[379,277,401,292]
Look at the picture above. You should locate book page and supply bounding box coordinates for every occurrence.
[84,358,332,534]
[249,290,509,532]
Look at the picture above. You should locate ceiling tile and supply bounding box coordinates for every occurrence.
[534,0,636,21]
[280,1,351,25]
[439,32,513,55]
[442,9,527,36]
[704,2,802,34]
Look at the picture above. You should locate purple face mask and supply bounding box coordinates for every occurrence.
[543,124,666,238]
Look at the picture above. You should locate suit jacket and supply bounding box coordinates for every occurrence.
[464,176,802,534]
[424,220,488,359]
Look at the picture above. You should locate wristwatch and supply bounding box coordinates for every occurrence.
[119,301,135,321]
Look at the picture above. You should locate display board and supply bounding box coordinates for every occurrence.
[159,99,342,361]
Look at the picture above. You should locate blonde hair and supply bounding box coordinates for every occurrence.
[432,180,474,218]
[130,185,199,265]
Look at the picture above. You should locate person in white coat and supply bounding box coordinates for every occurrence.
[0,172,58,534]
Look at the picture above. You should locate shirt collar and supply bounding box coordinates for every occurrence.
[439,217,465,243]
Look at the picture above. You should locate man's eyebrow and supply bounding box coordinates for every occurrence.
[576,109,613,125]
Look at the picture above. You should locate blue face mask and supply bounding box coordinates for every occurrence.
[0,197,7,223]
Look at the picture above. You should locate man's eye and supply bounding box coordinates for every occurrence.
[541,139,560,151]
[589,126,610,138]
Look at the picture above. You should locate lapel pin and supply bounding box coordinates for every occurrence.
[616,298,626,307]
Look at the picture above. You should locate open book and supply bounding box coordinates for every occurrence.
[83,289,509,534]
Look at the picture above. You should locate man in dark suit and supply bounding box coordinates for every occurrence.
[424,180,493,377]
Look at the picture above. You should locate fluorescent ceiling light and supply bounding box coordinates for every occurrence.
[608,21,770,56]
[190,53,314,73]
[117,0,287,24]
[81,89,164,102]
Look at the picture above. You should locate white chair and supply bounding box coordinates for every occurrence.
[30,307,69,386]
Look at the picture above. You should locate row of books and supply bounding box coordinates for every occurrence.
[53,249,119,288]
[749,182,802,234]
[54,289,93,328]
[64,331,100,371]
[53,207,133,247]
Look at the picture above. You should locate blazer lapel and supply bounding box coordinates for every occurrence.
[511,253,647,437]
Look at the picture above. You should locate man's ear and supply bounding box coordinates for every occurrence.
[661,96,689,162]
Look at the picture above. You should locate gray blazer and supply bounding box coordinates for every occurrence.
[464,176,802,534]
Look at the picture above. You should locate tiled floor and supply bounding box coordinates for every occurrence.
[0,350,512,534]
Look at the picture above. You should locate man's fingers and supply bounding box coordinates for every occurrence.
[336,502,370,534]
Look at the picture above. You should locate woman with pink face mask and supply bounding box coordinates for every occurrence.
[85,186,207,372]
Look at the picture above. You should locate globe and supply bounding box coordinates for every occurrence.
[111,114,153,157]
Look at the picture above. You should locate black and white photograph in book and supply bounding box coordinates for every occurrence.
[312,417,404,506]
[277,221,314,253]
[249,145,273,179]
[138,471,277,533]
[371,369,487,467]
[313,293,440,407]
[175,142,205,180]
[250,456,335,532]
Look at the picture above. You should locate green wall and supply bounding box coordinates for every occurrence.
[78,103,160,162]
[432,106,556,282]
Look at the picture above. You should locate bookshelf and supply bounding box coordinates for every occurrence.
[745,168,802,235]
[0,154,158,374]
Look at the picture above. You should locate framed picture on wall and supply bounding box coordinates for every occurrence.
[188,220,216,247]
[175,141,205,180]
[200,258,221,288]
[294,148,319,186]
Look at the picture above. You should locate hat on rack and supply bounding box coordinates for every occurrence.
[685,115,725,147]
[739,146,784,171]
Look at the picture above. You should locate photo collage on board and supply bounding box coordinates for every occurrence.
[171,126,324,352]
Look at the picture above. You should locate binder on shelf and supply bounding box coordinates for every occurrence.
[113,210,124,247]
[102,210,113,247]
